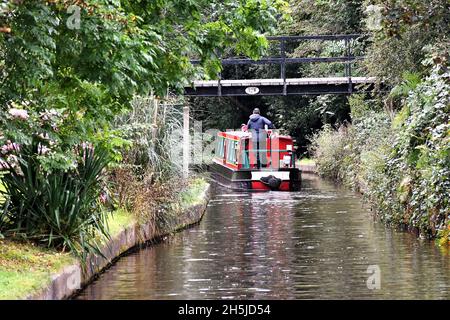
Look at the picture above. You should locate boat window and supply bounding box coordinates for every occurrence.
[240,139,249,168]
[226,139,238,164]
[216,136,225,158]
[242,150,250,168]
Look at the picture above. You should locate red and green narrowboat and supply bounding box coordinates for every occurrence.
[210,130,301,191]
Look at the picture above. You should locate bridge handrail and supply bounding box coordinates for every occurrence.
[190,34,368,96]
[266,34,366,41]
[207,56,364,65]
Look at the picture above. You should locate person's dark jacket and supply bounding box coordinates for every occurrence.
[247,114,275,132]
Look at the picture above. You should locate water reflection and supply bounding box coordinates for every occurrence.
[76,174,450,300]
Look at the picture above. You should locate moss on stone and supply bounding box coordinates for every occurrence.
[179,177,209,209]
[0,240,75,300]
[107,208,135,237]
[298,158,316,165]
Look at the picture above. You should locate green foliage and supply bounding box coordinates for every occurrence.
[0,0,285,259]
[1,0,288,99]
[0,140,111,260]
[311,58,449,240]
[348,93,383,118]
[310,108,391,186]
[385,60,449,236]
[109,95,191,233]
[309,124,350,182]
[283,0,364,34]
[0,0,287,162]
[0,104,77,171]
[389,73,422,100]
[308,0,449,242]
[364,0,449,86]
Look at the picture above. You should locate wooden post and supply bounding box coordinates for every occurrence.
[151,97,159,141]
[183,105,190,179]
[218,72,222,97]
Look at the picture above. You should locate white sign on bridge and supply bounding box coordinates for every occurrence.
[245,86,260,95]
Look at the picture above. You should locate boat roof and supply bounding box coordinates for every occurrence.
[222,131,251,137]
[219,130,293,140]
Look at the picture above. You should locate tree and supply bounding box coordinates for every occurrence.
[364,0,450,86]
[0,0,288,163]
[0,0,289,254]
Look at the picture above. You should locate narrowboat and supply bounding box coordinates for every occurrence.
[210,130,301,191]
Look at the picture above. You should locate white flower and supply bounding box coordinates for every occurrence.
[0,158,9,170]
[8,108,29,120]
[0,140,19,154]
[38,143,50,155]
[1,145,8,155]
[37,132,50,140]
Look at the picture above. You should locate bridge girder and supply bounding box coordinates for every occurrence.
[184,83,375,96]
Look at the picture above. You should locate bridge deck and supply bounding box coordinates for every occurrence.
[185,77,377,96]
[192,77,375,87]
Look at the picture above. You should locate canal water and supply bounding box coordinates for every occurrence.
[75,174,450,299]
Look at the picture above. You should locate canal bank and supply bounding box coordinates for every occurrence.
[298,163,317,174]
[0,178,211,300]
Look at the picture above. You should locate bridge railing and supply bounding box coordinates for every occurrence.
[191,34,367,95]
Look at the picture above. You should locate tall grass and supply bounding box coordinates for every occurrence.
[114,96,184,182]
[111,95,188,229]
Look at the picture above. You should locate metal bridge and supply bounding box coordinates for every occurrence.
[184,34,376,97]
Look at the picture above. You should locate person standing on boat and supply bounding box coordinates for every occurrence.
[247,108,275,168]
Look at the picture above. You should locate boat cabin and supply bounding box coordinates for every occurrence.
[211,130,301,191]
[215,130,296,170]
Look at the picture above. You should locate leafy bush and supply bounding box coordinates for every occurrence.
[310,109,391,188]
[383,57,449,236]
[0,139,110,260]
[110,164,178,231]
[364,0,448,86]
[309,124,352,183]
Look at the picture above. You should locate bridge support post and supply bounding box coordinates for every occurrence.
[345,38,353,94]
[183,105,190,179]
[280,39,287,96]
